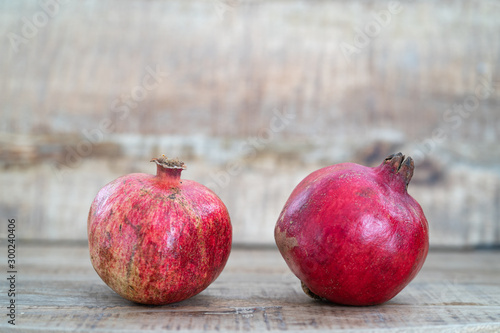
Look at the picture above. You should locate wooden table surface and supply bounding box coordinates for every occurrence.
[5,244,500,332]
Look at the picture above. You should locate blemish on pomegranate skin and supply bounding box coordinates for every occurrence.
[355,187,376,198]
[275,227,299,253]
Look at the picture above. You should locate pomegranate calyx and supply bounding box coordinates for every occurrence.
[398,155,414,189]
[151,155,187,170]
[384,152,405,171]
[383,152,414,189]
[151,155,186,187]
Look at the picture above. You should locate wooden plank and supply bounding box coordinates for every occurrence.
[1,0,500,246]
[2,0,498,138]
[2,151,500,247]
[2,244,499,332]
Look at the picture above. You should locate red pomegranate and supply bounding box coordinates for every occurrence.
[88,156,232,305]
[275,153,429,306]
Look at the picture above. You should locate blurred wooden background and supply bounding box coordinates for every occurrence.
[0,0,499,247]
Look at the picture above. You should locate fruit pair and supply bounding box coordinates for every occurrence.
[88,153,428,305]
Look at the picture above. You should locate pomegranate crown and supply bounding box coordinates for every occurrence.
[382,152,414,189]
[150,155,187,170]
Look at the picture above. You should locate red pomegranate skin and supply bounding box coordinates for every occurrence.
[275,153,429,306]
[88,156,232,305]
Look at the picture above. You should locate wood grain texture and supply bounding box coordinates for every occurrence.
[2,244,499,332]
[0,0,499,246]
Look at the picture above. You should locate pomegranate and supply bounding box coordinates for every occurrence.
[88,156,232,305]
[275,153,429,306]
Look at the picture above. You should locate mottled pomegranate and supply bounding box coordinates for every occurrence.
[88,156,232,305]
[275,153,429,306]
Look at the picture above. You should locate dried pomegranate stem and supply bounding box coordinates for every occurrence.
[151,155,186,187]
[382,152,414,190]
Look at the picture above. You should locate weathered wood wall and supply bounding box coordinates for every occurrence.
[1,0,499,247]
